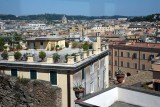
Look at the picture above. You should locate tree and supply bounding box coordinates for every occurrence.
[1,51,8,60]
[82,42,90,51]
[39,51,46,61]
[52,53,60,63]
[14,51,22,60]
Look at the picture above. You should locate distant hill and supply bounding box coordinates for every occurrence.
[129,14,160,22]
[0,13,130,20]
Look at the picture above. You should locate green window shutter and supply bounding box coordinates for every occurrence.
[50,71,57,85]
[30,70,37,79]
[11,69,17,77]
[82,69,85,80]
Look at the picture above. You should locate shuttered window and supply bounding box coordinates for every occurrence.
[30,70,37,79]
[82,69,85,80]
[11,69,17,77]
[50,71,57,85]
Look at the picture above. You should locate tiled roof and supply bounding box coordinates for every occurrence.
[110,42,160,49]
[124,71,153,86]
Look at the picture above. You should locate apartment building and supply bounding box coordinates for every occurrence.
[0,34,109,107]
[109,42,160,78]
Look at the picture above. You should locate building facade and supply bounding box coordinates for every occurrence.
[0,35,109,107]
[109,42,160,78]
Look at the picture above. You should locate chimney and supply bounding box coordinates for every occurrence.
[27,53,34,62]
[75,53,81,62]
[83,51,88,59]
[69,43,72,48]
[8,53,15,61]
[47,56,53,63]
[92,42,98,55]
[89,49,93,56]
[67,56,75,64]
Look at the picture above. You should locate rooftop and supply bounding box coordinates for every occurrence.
[26,35,65,41]
[109,42,160,49]
[80,86,160,107]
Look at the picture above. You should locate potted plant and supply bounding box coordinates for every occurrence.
[39,51,46,62]
[1,51,8,60]
[14,51,22,61]
[115,68,125,83]
[16,44,22,50]
[73,83,84,100]
[55,45,60,51]
[52,53,60,63]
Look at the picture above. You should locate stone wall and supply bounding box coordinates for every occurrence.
[0,74,62,107]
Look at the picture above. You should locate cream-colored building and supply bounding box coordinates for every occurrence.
[91,25,114,33]
[0,34,109,107]
[26,36,65,51]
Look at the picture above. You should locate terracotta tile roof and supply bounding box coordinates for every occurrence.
[110,42,160,49]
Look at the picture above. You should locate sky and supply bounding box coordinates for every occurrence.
[0,0,159,16]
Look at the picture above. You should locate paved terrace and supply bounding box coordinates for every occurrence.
[0,48,109,73]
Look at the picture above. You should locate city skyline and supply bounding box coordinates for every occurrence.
[0,0,159,16]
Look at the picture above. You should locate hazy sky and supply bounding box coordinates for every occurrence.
[0,0,159,16]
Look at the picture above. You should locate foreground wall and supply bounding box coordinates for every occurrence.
[84,87,160,107]
[0,74,62,107]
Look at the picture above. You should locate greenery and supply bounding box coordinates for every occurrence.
[16,44,22,50]
[52,53,60,63]
[65,54,69,62]
[72,42,82,48]
[73,82,84,92]
[0,14,130,21]
[1,51,8,60]
[115,68,124,75]
[0,38,5,51]
[14,51,22,60]
[65,42,69,48]
[39,51,46,61]
[82,42,90,51]
[130,14,160,22]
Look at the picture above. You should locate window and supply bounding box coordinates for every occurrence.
[127,62,130,68]
[109,60,112,65]
[120,52,123,57]
[134,63,138,69]
[90,81,94,93]
[132,53,137,59]
[30,70,37,79]
[50,71,57,85]
[127,52,130,58]
[115,51,117,56]
[98,75,101,87]
[154,82,160,91]
[82,69,85,80]
[11,69,17,77]
[142,54,146,59]
[142,64,145,70]
[121,61,123,67]
[90,64,94,74]
[115,60,117,66]
[40,42,43,45]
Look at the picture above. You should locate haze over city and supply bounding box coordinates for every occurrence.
[0,0,159,16]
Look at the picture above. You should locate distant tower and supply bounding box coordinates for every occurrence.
[62,15,68,24]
